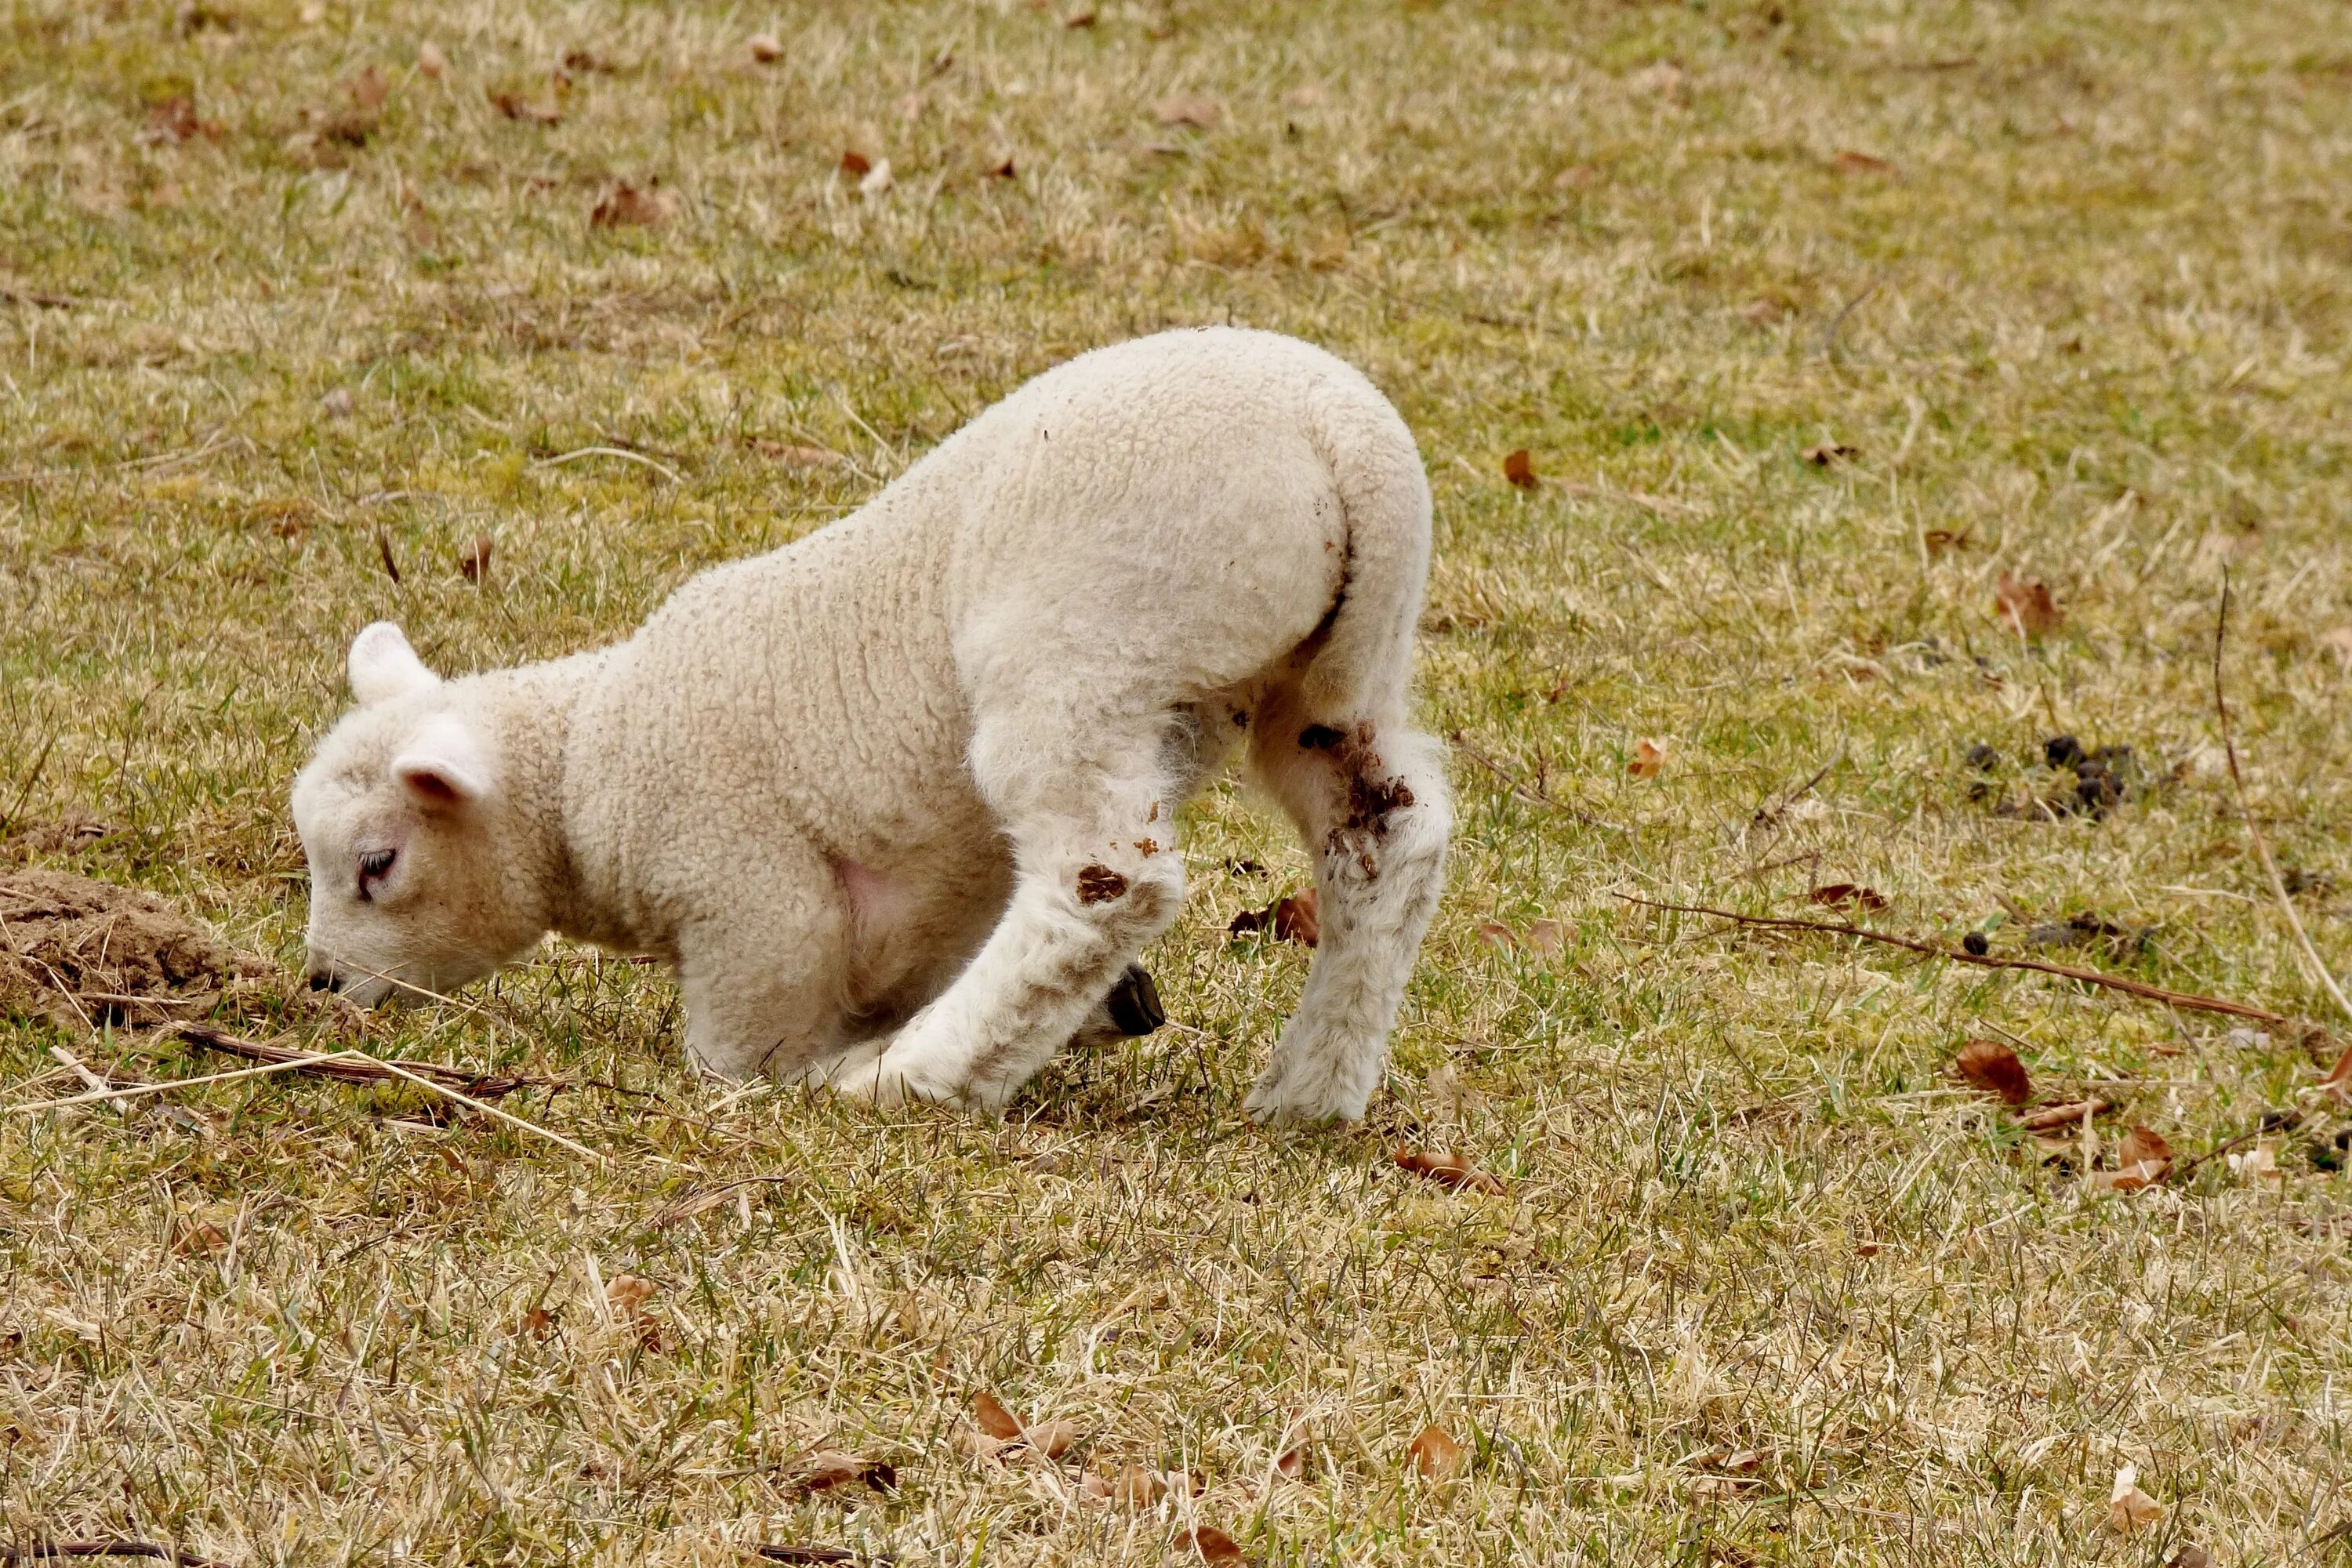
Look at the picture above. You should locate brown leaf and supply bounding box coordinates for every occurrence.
[1627,737,1669,779]
[791,1450,898,1497]
[747,32,782,64]
[1231,890,1318,946]
[590,181,678,228]
[1502,448,1537,488]
[172,1219,229,1257]
[1833,149,1896,174]
[458,534,493,582]
[750,439,844,468]
[1152,93,1221,129]
[1274,1444,1306,1479]
[604,1273,655,1321]
[347,66,390,112]
[490,89,562,124]
[1994,572,2063,637]
[141,96,212,144]
[1923,528,1969,556]
[1955,1039,2031,1105]
[2108,1124,2174,1189]
[1807,883,1887,912]
[1394,1146,1506,1196]
[1406,1425,1468,1479]
[839,147,873,176]
[1524,917,1565,954]
[1475,920,1515,949]
[1087,1461,1167,1505]
[1186,1526,1247,1565]
[2107,1465,2162,1532]
[2016,1098,2112,1132]
[1802,441,1859,465]
[417,42,449,79]
[520,1305,557,1339]
[1023,1418,1083,1459]
[973,1390,1023,1441]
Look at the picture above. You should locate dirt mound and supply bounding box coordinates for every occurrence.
[0,869,277,1029]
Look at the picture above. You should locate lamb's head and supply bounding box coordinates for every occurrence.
[291,622,544,1006]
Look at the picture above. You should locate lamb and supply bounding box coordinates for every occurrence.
[289,327,1450,1122]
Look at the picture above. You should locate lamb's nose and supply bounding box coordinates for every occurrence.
[307,969,336,993]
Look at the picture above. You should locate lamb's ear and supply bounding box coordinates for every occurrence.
[390,713,492,809]
[348,622,438,707]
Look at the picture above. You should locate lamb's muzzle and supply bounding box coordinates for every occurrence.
[289,327,1449,1122]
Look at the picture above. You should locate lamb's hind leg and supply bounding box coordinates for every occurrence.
[1243,716,1450,1123]
[832,717,1186,1111]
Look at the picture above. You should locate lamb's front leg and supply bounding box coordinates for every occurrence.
[671,851,860,1082]
[834,730,1184,1110]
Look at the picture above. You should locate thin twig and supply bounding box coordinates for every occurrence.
[8,1055,365,1112]
[2213,574,2352,1034]
[1625,896,2302,1026]
[171,1022,557,1100]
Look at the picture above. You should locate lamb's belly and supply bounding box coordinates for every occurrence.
[836,834,1012,1023]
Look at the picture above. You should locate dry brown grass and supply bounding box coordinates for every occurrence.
[5,0,2352,1562]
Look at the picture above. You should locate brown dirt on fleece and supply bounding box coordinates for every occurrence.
[0,868,276,1029]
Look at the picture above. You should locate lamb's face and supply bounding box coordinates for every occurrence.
[291,624,535,1006]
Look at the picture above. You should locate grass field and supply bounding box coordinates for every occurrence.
[6,0,2352,1562]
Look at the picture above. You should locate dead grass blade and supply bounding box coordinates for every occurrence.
[170,1021,558,1098]
[0,1542,227,1566]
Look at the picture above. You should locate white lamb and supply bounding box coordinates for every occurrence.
[290,328,1450,1122]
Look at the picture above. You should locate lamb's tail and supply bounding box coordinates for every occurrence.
[1291,368,1434,730]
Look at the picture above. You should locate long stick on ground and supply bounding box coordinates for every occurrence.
[7,1042,608,1165]
[2212,574,2352,1029]
[1625,896,2301,1027]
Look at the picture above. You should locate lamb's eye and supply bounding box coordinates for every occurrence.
[357,848,396,900]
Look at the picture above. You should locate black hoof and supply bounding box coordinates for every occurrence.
[1105,964,1166,1037]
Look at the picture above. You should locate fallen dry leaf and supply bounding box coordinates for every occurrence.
[1525,917,1565,953]
[2016,1098,2111,1132]
[747,32,782,64]
[1022,1418,1083,1459]
[840,147,874,176]
[417,41,448,79]
[1152,93,1221,129]
[141,96,213,144]
[590,181,677,228]
[520,1305,557,1339]
[2108,1464,2162,1532]
[1627,737,1669,779]
[1833,149,1896,174]
[604,1273,655,1320]
[973,1391,1023,1442]
[1274,1444,1306,1479]
[1802,441,1859,465]
[2092,1124,2174,1191]
[1995,572,2063,637]
[1186,1526,1247,1565]
[458,534,493,582]
[1923,528,1969,556]
[790,1450,898,1497]
[1475,920,1514,949]
[1394,1146,1506,1196]
[1807,883,1888,912]
[1502,448,1537,488]
[347,65,390,113]
[1955,1039,2031,1106]
[490,89,562,124]
[1086,1462,1170,1506]
[1230,889,1318,946]
[172,1218,229,1257]
[1407,1425,1468,1480]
